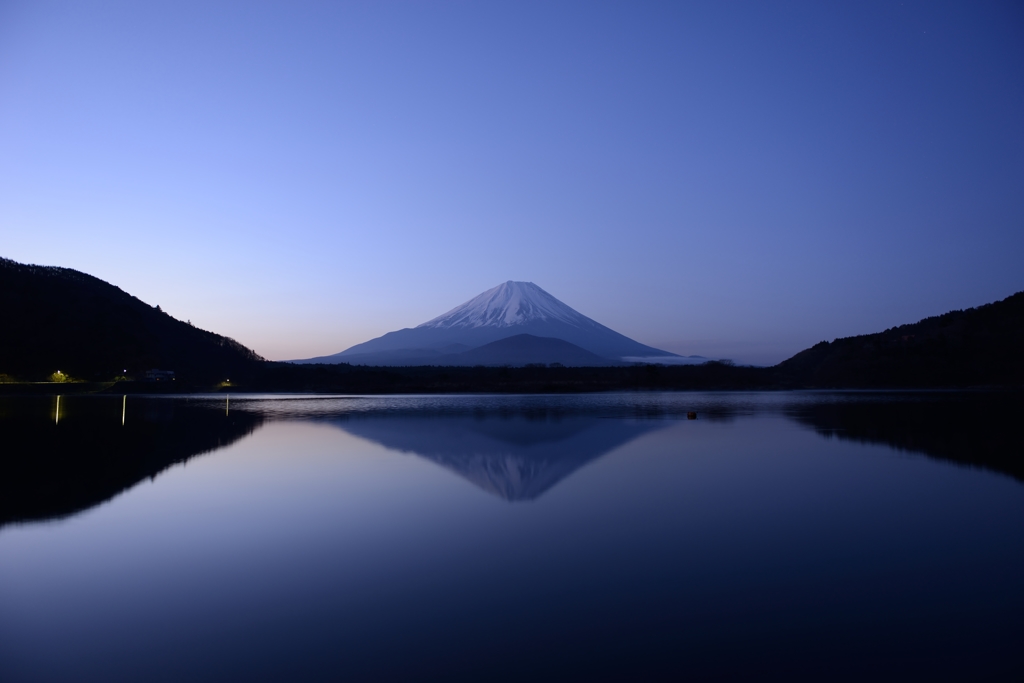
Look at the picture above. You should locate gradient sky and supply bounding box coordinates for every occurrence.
[1,1,1022,364]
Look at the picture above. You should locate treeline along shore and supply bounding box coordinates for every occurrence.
[0,361,774,394]
[2,257,1022,393]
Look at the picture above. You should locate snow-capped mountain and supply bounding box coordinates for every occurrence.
[292,281,677,365]
[420,281,592,329]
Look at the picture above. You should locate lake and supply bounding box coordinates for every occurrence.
[1,391,1022,682]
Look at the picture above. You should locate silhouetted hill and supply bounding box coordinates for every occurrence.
[776,291,1024,388]
[0,257,264,382]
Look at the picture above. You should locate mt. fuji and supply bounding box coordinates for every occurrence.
[420,281,597,329]
[293,281,679,366]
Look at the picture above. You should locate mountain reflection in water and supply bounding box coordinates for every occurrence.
[330,415,666,501]
[2,392,1022,531]
[2,392,1023,682]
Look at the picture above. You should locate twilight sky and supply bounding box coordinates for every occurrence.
[1,1,1022,365]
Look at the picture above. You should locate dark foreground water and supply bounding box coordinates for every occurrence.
[1,392,1022,682]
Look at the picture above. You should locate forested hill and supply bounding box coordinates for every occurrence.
[0,257,263,382]
[776,291,1024,388]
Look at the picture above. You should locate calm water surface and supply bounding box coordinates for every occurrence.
[1,392,1022,682]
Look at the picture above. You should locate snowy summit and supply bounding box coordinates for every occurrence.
[420,281,597,329]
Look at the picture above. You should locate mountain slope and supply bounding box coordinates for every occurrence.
[446,334,617,367]
[305,335,625,367]
[296,281,674,364]
[0,257,264,381]
[776,291,1024,387]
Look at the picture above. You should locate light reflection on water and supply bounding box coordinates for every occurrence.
[0,392,1022,682]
